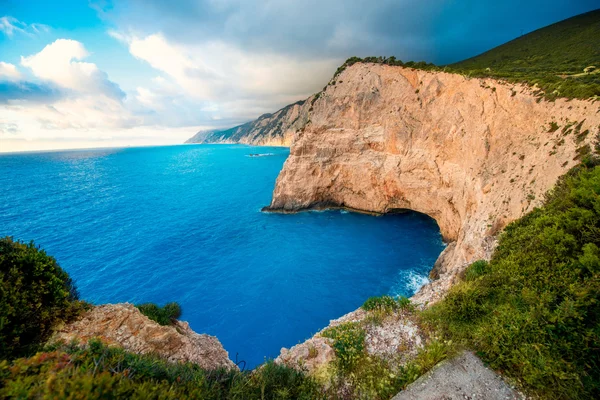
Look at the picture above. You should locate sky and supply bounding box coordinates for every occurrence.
[0,0,598,153]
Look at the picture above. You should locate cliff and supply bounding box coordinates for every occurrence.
[52,303,237,370]
[186,99,312,146]
[265,63,600,303]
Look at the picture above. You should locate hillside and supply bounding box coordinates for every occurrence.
[450,8,600,99]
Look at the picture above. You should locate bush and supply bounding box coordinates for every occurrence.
[0,340,324,399]
[0,237,85,360]
[463,260,490,281]
[424,164,600,398]
[362,295,398,312]
[135,302,182,326]
[362,295,413,313]
[321,322,365,372]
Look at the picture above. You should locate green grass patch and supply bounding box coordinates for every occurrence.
[423,162,600,398]
[135,302,182,326]
[362,295,413,313]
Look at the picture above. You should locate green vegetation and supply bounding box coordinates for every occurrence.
[0,340,324,400]
[135,302,182,326]
[332,56,439,80]
[450,9,600,100]
[0,237,86,360]
[424,161,600,398]
[362,295,412,313]
[320,320,451,400]
[321,322,366,372]
[336,10,600,100]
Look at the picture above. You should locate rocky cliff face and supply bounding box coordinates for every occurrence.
[53,303,237,370]
[186,99,312,146]
[265,63,600,303]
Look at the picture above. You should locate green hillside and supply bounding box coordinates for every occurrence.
[338,9,600,100]
[450,9,600,99]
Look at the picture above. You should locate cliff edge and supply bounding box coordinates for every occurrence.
[265,63,600,303]
[52,303,237,370]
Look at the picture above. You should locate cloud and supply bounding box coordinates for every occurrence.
[20,39,125,99]
[0,38,146,151]
[112,32,338,112]
[98,0,600,64]
[0,62,21,81]
[0,16,50,37]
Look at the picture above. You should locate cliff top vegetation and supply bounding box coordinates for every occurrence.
[335,9,600,100]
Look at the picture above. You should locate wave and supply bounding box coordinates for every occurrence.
[389,269,430,297]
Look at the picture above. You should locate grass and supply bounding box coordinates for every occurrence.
[0,340,324,400]
[362,295,413,313]
[135,302,182,326]
[423,160,600,399]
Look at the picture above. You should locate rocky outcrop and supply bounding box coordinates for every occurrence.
[276,307,425,375]
[265,63,600,303]
[393,351,524,400]
[52,303,237,370]
[186,99,312,146]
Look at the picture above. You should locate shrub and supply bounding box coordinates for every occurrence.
[424,164,600,398]
[0,340,324,399]
[0,237,85,360]
[135,302,182,326]
[362,295,398,312]
[362,295,413,313]
[463,260,490,281]
[321,322,365,372]
[396,296,412,310]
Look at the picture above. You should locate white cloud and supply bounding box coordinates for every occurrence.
[20,39,124,99]
[0,62,21,81]
[0,16,50,37]
[114,32,338,104]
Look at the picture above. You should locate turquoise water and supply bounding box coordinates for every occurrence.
[0,144,444,368]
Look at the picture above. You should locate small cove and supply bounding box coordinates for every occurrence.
[0,144,445,367]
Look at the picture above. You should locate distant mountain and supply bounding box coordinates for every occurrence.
[185,99,312,146]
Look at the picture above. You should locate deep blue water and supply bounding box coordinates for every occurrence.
[0,144,444,368]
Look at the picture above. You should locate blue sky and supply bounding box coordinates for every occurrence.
[0,0,598,152]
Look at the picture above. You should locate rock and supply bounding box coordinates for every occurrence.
[393,351,524,400]
[276,307,426,374]
[275,337,336,374]
[52,303,237,370]
[265,63,600,304]
[364,313,425,366]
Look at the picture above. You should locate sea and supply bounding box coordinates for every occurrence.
[0,144,444,368]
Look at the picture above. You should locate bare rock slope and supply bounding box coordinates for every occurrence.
[393,351,523,400]
[186,99,312,146]
[265,63,600,303]
[53,303,237,370]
